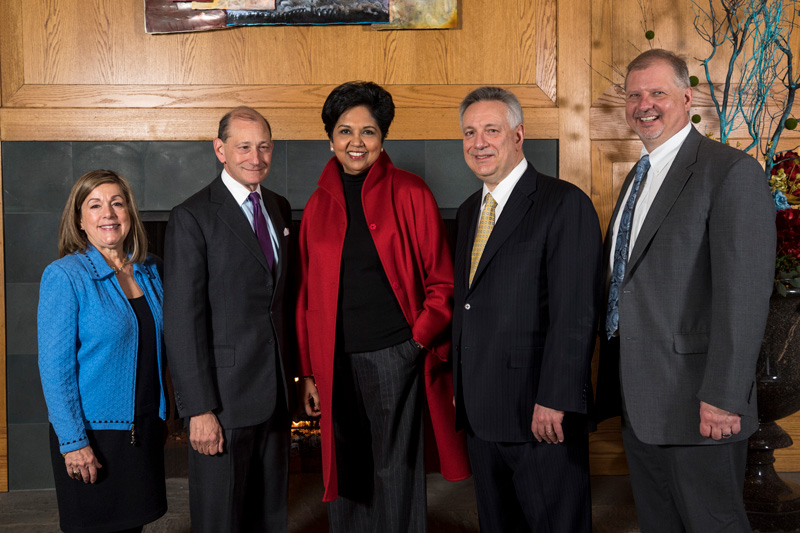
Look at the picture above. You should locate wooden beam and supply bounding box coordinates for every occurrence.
[558,0,593,194]
[0,107,560,141]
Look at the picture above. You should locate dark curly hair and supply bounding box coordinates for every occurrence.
[321,81,395,140]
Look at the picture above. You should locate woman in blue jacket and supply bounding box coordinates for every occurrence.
[38,169,167,533]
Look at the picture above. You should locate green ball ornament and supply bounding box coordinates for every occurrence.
[691,114,702,124]
[689,76,699,87]
[786,118,798,130]
[645,30,655,40]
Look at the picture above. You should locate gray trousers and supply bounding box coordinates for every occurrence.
[327,339,427,533]
[621,414,750,532]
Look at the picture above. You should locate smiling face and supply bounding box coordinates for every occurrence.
[214,117,273,191]
[330,105,383,175]
[625,60,693,152]
[80,183,131,254]
[461,100,525,190]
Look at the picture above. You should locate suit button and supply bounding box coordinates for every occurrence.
[464,303,471,310]
[369,223,377,230]
[392,282,399,289]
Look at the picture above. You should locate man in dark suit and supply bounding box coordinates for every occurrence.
[163,106,295,532]
[596,49,776,531]
[452,86,603,532]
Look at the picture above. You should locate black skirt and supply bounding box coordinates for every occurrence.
[48,416,167,533]
[48,295,166,532]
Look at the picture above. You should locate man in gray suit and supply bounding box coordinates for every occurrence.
[164,107,295,532]
[596,49,776,531]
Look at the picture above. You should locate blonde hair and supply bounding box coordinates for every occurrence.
[58,169,148,262]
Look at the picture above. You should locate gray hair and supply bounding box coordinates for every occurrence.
[459,86,524,129]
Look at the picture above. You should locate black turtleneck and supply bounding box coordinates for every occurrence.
[338,169,412,353]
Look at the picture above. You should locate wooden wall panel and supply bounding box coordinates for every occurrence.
[1,0,558,141]
[13,0,545,87]
[558,0,592,193]
[0,104,559,141]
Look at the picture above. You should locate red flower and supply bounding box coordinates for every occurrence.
[773,151,800,181]
[776,208,800,261]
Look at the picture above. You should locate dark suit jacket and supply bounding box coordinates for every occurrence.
[453,162,603,443]
[163,176,296,429]
[595,128,776,445]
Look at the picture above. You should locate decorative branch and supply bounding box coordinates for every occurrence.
[691,0,799,179]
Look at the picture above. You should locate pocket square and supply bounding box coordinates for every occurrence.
[283,227,290,236]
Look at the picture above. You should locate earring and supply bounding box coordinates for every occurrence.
[381,147,384,152]
[330,147,334,152]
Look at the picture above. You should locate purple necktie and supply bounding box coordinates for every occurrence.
[248,192,275,272]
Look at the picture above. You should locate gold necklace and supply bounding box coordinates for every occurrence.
[110,258,130,274]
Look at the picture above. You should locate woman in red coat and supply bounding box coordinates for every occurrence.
[297,81,470,532]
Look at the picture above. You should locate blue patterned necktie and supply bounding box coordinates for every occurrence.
[606,155,650,339]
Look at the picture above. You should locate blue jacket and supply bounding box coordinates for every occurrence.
[38,245,167,453]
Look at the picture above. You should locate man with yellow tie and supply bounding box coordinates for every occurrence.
[452,86,603,532]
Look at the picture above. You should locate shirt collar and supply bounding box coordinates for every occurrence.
[221,168,260,208]
[641,122,692,169]
[481,158,528,209]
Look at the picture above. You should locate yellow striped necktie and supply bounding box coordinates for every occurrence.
[469,193,497,287]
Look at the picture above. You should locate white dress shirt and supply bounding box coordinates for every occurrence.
[221,169,280,266]
[608,123,693,276]
[476,159,528,226]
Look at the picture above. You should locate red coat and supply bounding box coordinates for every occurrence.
[297,151,471,502]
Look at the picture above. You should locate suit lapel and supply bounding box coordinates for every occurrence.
[457,193,481,291]
[626,128,701,272]
[211,177,271,272]
[468,164,536,291]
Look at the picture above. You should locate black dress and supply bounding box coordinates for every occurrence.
[49,296,167,533]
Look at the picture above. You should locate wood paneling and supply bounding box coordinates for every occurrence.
[557,0,592,194]
[0,0,24,101]
[1,0,558,141]
[10,0,550,87]
[0,106,559,141]
[3,84,555,111]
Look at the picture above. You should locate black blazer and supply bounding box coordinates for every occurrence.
[452,162,603,442]
[163,176,296,429]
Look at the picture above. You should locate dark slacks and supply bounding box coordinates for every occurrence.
[466,427,591,533]
[621,415,750,532]
[327,339,427,533]
[187,404,290,533]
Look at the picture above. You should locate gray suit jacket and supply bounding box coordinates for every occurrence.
[163,176,296,429]
[596,127,776,445]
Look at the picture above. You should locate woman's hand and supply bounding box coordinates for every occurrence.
[63,445,103,484]
[303,377,321,417]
